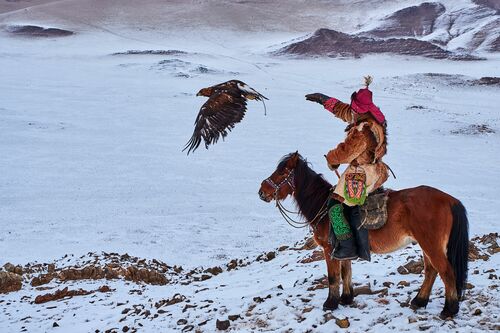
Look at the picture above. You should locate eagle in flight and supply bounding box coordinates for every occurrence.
[183,80,268,155]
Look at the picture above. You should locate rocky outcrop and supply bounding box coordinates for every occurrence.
[6,25,74,37]
[366,2,446,38]
[278,28,464,59]
[0,271,22,293]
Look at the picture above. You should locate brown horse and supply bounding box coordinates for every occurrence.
[258,152,469,319]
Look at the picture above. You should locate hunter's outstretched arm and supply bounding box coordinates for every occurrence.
[305,93,353,123]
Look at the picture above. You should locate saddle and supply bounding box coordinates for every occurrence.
[343,188,390,261]
[359,189,390,230]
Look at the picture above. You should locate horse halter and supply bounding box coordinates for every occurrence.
[265,166,330,229]
[265,168,295,199]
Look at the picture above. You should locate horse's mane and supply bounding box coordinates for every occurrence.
[278,153,332,223]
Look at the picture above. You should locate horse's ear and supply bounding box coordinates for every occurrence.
[288,152,299,167]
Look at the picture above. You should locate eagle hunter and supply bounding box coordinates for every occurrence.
[183,80,268,154]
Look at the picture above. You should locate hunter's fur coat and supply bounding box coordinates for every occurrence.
[323,100,389,205]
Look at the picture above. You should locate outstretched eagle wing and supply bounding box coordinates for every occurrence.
[183,91,247,154]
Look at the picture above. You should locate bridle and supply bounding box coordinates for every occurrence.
[264,167,330,229]
[265,167,296,199]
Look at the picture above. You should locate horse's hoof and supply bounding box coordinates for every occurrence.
[439,310,455,320]
[410,296,429,310]
[440,300,459,319]
[323,298,339,311]
[340,293,354,305]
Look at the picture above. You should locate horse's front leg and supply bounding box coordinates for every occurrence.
[322,245,341,310]
[340,260,354,305]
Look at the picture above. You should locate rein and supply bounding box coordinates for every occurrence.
[265,168,330,229]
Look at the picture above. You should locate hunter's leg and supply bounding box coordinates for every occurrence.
[328,196,358,260]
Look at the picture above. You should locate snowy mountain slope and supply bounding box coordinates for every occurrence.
[276,1,499,58]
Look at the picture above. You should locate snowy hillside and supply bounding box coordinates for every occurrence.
[0,0,499,332]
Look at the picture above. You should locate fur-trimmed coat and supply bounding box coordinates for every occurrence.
[323,98,389,203]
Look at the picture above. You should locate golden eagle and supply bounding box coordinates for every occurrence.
[183,80,268,154]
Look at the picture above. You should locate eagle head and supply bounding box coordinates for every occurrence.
[196,88,212,97]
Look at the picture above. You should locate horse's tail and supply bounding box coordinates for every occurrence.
[447,201,469,298]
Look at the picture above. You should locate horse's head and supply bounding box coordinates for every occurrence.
[258,152,301,202]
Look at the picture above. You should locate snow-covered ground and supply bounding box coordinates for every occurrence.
[0,1,499,332]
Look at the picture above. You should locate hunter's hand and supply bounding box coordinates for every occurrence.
[328,163,340,171]
[324,155,339,171]
[305,93,330,105]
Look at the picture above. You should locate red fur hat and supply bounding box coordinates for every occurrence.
[351,88,385,124]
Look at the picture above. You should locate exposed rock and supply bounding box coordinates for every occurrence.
[397,259,424,275]
[112,50,188,56]
[204,266,223,276]
[228,314,240,321]
[469,242,490,261]
[154,294,186,308]
[277,28,475,60]
[366,2,446,38]
[56,264,168,285]
[300,236,318,250]
[123,266,168,285]
[177,319,188,325]
[34,285,111,304]
[335,317,350,328]
[3,263,22,275]
[451,124,495,135]
[0,272,22,293]
[353,285,388,297]
[264,251,276,261]
[31,273,55,287]
[227,259,238,271]
[465,282,475,289]
[216,319,230,330]
[398,281,410,287]
[470,77,500,86]
[473,0,500,13]
[6,25,73,37]
[300,250,324,264]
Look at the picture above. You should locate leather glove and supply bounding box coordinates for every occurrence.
[305,93,330,105]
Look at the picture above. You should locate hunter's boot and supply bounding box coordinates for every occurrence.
[348,205,371,261]
[328,202,358,260]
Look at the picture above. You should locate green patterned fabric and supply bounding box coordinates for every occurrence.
[328,203,353,240]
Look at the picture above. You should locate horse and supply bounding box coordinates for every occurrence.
[258,152,469,319]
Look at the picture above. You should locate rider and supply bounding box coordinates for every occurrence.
[306,76,389,260]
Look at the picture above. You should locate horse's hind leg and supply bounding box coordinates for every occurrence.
[322,246,341,310]
[421,247,459,318]
[340,261,354,305]
[411,255,437,309]
[433,256,459,319]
